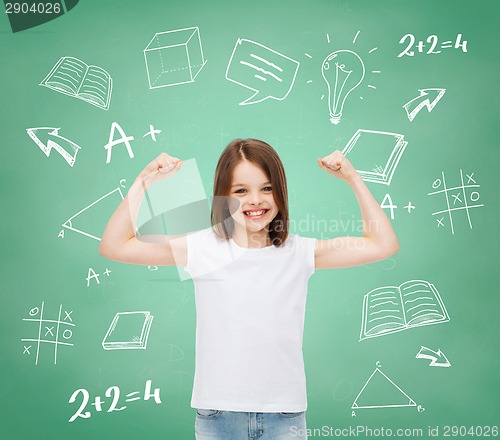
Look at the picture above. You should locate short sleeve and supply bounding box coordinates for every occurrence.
[183,228,206,276]
[182,227,236,280]
[296,235,317,278]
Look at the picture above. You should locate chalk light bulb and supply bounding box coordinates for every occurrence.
[321,50,365,125]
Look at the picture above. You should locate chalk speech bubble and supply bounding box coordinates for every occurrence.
[225,39,300,105]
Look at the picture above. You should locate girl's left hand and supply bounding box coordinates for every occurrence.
[317,150,359,183]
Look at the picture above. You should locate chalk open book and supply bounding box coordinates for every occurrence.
[360,280,449,341]
[342,129,407,186]
[40,56,112,110]
[102,311,154,350]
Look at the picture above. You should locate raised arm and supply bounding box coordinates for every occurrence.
[99,153,187,267]
[314,150,400,269]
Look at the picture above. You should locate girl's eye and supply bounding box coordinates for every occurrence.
[233,187,272,194]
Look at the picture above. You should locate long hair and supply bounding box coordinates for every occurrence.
[211,138,289,247]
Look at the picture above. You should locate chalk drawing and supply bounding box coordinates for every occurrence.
[305,31,379,123]
[416,346,451,367]
[21,301,75,365]
[144,27,207,89]
[342,129,408,186]
[102,311,154,350]
[86,267,111,287]
[40,56,112,110]
[104,122,135,164]
[398,34,468,57]
[68,379,161,422]
[403,88,446,121]
[26,127,81,167]
[322,50,365,125]
[143,124,161,142]
[60,182,125,241]
[226,38,299,105]
[352,363,419,412]
[428,170,484,235]
[360,280,449,341]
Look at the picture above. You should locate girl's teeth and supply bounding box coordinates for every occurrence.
[245,210,266,216]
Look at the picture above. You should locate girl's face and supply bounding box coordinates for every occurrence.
[229,160,279,234]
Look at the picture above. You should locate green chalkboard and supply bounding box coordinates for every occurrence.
[1,0,499,438]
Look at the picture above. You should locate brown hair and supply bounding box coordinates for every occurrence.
[211,138,289,247]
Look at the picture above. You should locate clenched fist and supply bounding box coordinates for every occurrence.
[137,152,184,187]
[317,150,359,184]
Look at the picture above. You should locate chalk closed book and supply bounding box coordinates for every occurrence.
[102,311,154,350]
[342,129,408,185]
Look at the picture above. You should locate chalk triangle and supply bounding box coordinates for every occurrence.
[62,186,124,241]
[352,368,416,409]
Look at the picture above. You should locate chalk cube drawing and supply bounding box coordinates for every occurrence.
[144,26,207,89]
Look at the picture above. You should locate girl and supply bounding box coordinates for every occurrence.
[99,138,399,440]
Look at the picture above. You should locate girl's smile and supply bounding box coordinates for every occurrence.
[243,208,270,219]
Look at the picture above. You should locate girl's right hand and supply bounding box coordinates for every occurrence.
[137,153,184,186]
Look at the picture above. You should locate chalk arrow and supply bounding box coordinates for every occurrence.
[403,88,446,122]
[416,346,451,367]
[26,127,81,167]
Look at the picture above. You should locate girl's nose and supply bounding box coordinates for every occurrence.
[248,191,263,205]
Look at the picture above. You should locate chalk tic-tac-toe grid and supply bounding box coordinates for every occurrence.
[21,301,75,365]
[428,170,484,234]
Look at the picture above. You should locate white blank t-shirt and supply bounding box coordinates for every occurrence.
[184,227,317,412]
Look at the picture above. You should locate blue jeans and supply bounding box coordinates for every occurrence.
[195,409,308,439]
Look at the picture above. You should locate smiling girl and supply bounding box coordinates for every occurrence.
[99,138,399,440]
